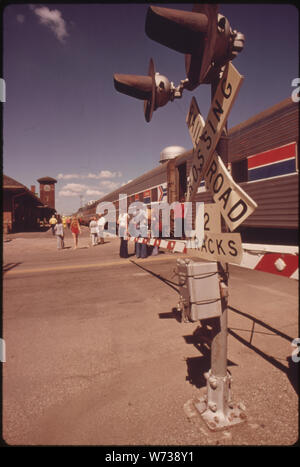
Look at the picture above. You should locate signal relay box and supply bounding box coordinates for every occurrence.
[176,258,222,322]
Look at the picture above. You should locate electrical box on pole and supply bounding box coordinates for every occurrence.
[177,259,222,322]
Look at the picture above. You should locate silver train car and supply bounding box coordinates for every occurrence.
[78,97,298,246]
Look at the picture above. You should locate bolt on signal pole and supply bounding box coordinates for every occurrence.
[194,72,246,431]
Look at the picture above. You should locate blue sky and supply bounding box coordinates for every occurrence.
[3,3,299,215]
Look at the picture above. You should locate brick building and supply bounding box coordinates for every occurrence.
[37,176,57,210]
[3,175,56,233]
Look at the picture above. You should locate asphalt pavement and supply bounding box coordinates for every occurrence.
[2,227,299,447]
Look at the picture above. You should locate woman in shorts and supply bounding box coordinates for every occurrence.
[70,216,81,249]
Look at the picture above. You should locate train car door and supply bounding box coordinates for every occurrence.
[177,162,187,201]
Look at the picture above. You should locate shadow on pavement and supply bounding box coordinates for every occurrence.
[183,325,237,388]
[3,262,22,274]
[130,260,179,293]
[228,306,299,395]
[159,308,182,323]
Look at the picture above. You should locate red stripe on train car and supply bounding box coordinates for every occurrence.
[248,142,296,169]
[255,253,298,277]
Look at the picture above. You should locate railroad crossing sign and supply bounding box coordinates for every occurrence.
[186,68,257,232]
[205,152,257,231]
[186,62,244,202]
[186,231,243,264]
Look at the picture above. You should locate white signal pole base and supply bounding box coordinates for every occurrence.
[194,369,247,431]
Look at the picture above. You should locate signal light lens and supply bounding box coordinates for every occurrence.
[114,59,171,122]
[113,74,152,101]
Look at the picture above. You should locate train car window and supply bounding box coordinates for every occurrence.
[151,187,158,202]
[231,159,248,183]
[177,163,187,200]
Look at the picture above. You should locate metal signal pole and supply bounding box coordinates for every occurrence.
[194,72,246,431]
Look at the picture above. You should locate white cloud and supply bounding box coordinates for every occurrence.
[57,173,81,180]
[99,170,122,179]
[63,183,87,193]
[16,14,25,24]
[59,190,79,198]
[86,189,105,197]
[99,180,121,191]
[87,170,122,179]
[57,170,123,180]
[32,6,68,43]
[59,183,108,199]
[58,183,87,197]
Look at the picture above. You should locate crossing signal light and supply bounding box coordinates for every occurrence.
[145,4,244,90]
[114,58,174,122]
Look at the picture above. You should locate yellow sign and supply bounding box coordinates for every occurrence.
[186,62,244,201]
[205,153,257,231]
[187,232,243,265]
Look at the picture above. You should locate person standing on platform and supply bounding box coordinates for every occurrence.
[97,213,106,244]
[70,216,81,249]
[62,216,67,230]
[54,215,64,250]
[49,215,57,236]
[89,217,98,246]
[134,208,148,259]
[117,211,129,258]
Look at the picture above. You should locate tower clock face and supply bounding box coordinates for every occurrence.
[44,185,51,191]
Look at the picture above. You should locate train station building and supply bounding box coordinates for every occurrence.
[3,175,57,234]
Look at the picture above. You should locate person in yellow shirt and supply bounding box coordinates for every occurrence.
[62,216,67,229]
[49,215,57,236]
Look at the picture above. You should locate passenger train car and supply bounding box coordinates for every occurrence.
[77,97,298,246]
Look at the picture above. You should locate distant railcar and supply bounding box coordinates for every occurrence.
[78,98,298,245]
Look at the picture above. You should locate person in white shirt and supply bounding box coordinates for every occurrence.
[89,217,98,246]
[117,212,129,258]
[133,208,148,259]
[54,215,64,249]
[97,214,106,244]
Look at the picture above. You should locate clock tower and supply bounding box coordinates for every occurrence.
[37,176,57,210]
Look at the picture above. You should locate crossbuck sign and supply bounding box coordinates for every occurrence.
[186,62,244,203]
[186,62,257,232]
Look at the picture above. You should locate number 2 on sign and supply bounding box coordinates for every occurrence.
[204,204,221,233]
